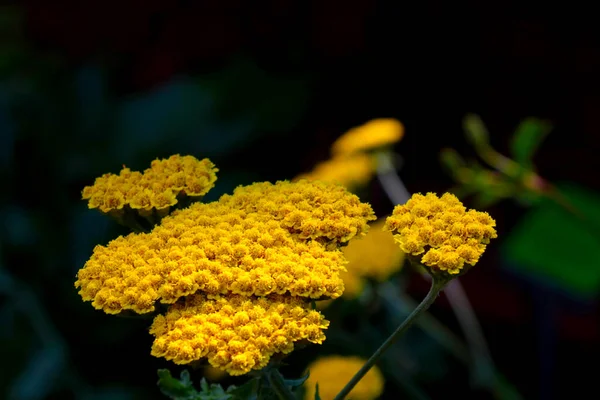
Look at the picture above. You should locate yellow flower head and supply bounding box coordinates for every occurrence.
[75,180,376,314]
[81,154,218,213]
[150,294,329,375]
[295,153,375,190]
[331,118,404,157]
[385,193,497,275]
[304,355,384,400]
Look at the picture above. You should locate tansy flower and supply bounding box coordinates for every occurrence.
[295,153,375,191]
[81,154,218,214]
[304,355,384,400]
[385,192,497,276]
[331,118,404,157]
[150,294,329,375]
[75,180,375,314]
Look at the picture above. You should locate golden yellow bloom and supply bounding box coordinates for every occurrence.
[331,118,404,157]
[81,154,218,213]
[75,180,376,314]
[150,294,329,375]
[385,193,497,275]
[304,355,384,400]
[295,153,375,190]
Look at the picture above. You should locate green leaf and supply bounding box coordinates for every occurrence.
[157,369,199,400]
[227,378,259,400]
[509,118,552,168]
[439,148,467,178]
[283,371,310,390]
[314,383,322,400]
[463,114,490,148]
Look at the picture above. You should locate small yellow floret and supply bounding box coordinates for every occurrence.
[149,294,329,375]
[304,355,384,400]
[385,192,497,275]
[331,118,404,157]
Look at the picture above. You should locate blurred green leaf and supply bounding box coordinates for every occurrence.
[509,118,552,169]
[502,182,600,298]
[439,148,466,177]
[227,378,258,400]
[282,371,310,390]
[463,114,490,148]
[314,383,322,400]
[158,369,198,399]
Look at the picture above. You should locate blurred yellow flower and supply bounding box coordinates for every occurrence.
[304,355,384,400]
[385,193,497,275]
[150,294,328,376]
[343,219,405,284]
[81,154,218,214]
[331,118,404,157]
[295,153,375,191]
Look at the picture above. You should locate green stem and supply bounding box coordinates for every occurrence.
[333,277,447,400]
[265,368,296,400]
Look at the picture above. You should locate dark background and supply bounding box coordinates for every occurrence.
[1,1,599,399]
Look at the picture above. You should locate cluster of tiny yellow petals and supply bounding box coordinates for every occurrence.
[295,153,375,190]
[218,180,376,244]
[304,355,385,400]
[385,192,497,274]
[331,118,404,157]
[150,294,329,375]
[81,154,218,213]
[75,180,375,314]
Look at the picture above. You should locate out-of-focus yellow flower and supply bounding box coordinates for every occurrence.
[81,154,218,214]
[295,153,375,190]
[304,355,384,400]
[76,180,375,314]
[202,365,228,381]
[150,294,329,375]
[331,118,404,157]
[385,193,497,275]
[343,219,405,284]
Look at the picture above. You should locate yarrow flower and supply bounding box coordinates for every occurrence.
[150,294,329,375]
[76,167,376,375]
[331,118,404,157]
[81,154,218,220]
[384,192,497,276]
[295,153,375,191]
[304,355,384,400]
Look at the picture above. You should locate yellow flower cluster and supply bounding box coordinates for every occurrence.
[331,118,404,157]
[295,153,375,190]
[81,154,218,213]
[150,294,328,375]
[385,192,497,275]
[304,355,384,400]
[77,176,376,375]
[341,219,406,298]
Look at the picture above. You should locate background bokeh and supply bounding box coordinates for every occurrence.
[1,2,599,399]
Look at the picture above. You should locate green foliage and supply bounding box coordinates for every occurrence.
[158,369,238,400]
[314,383,322,400]
[509,118,552,169]
[157,368,308,400]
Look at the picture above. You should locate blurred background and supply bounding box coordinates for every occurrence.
[1,1,599,399]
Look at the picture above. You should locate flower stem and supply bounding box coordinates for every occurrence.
[265,368,296,400]
[333,277,447,400]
